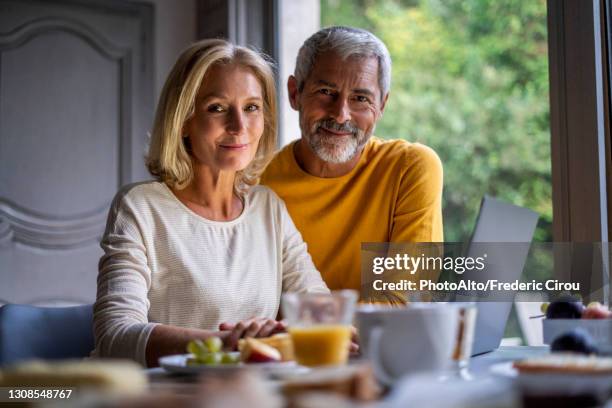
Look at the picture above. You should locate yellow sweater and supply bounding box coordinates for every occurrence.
[261,137,443,292]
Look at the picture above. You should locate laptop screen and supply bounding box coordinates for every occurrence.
[465,196,539,355]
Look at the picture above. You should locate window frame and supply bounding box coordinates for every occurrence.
[548,0,611,303]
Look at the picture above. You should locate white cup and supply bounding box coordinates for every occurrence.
[357,304,459,385]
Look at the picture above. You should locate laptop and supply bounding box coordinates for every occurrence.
[462,196,539,356]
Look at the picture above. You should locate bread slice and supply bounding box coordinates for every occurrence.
[513,354,612,374]
[0,359,147,394]
[281,363,380,402]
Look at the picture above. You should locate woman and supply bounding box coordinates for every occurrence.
[92,39,329,367]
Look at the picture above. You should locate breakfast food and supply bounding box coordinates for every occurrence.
[237,333,294,362]
[545,299,585,319]
[239,338,281,363]
[582,302,612,319]
[513,354,612,374]
[204,336,223,352]
[252,333,294,361]
[198,371,283,408]
[0,360,147,395]
[544,299,611,319]
[289,324,352,366]
[281,363,380,402]
[550,328,599,355]
[188,338,221,355]
[186,338,239,366]
[188,334,292,366]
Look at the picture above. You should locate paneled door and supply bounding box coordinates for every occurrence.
[0,0,154,305]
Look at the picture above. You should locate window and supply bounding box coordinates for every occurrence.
[322,0,552,243]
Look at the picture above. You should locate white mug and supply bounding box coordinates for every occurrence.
[357,304,459,385]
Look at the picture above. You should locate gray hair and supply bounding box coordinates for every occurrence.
[294,26,391,101]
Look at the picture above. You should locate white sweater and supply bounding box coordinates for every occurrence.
[92,181,329,365]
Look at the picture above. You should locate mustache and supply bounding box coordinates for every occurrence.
[314,119,359,135]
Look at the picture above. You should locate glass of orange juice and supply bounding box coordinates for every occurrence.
[282,290,358,367]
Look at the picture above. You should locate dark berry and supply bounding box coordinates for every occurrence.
[550,328,599,355]
[546,300,584,319]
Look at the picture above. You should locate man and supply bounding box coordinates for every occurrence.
[261,26,443,298]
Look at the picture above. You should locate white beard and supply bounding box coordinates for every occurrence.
[301,117,371,164]
[309,132,361,163]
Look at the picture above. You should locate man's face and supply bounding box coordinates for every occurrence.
[290,51,387,164]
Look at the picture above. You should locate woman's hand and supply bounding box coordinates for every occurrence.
[219,318,287,350]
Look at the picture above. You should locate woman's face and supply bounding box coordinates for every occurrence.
[184,63,265,174]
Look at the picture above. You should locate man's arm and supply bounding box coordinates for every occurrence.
[390,143,443,243]
[377,144,443,304]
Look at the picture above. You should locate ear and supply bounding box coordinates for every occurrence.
[378,92,389,118]
[287,75,300,111]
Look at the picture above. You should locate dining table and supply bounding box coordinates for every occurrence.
[145,345,612,408]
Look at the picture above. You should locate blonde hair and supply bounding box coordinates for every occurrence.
[146,39,277,193]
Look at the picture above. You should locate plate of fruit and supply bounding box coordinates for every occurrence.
[159,334,306,376]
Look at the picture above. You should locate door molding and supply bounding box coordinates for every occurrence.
[0,17,133,249]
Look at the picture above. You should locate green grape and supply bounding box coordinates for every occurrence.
[187,339,208,358]
[204,336,223,353]
[221,352,240,364]
[199,352,222,365]
[186,357,200,366]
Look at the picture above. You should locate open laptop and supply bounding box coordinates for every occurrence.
[462,196,539,356]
